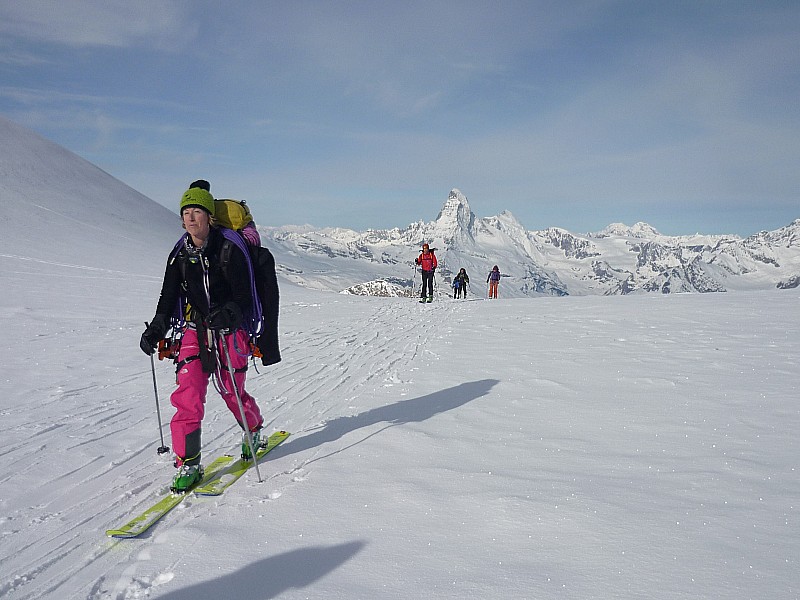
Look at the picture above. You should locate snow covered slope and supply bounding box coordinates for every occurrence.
[0,115,179,272]
[1,118,798,599]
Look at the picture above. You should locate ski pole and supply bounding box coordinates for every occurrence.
[146,326,170,455]
[200,258,260,478]
[219,331,263,483]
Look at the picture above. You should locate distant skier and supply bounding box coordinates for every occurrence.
[453,268,469,299]
[139,180,267,493]
[487,265,501,299]
[415,243,437,303]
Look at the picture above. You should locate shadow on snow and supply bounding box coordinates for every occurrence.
[154,541,366,600]
[277,379,499,459]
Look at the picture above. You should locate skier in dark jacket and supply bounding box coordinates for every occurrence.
[453,268,469,299]
[139,184,265,492]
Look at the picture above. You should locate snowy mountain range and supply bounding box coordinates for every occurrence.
[260,189,800,298]
[2,113,797,300]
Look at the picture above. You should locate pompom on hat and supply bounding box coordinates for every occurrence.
[189,179,210,191]
[180,187,215,216]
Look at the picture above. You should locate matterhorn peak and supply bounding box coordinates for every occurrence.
[431,189,476,245]
[435,189,472,222]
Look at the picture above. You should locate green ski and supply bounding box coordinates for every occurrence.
[194,430,290,496]
[105,453,235,539]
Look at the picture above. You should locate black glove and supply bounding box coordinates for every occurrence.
[207,302,242,332]
[140,314,168,356]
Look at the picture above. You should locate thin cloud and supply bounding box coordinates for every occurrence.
[0,47,49,67]
[0,1,191,49]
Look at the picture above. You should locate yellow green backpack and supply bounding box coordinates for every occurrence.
[214,199,254,231]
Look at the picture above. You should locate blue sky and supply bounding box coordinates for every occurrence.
[1,1,798,236]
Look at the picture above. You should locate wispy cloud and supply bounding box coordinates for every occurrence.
[0,1,191,49]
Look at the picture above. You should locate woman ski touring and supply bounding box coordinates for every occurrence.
[415,243,437,303]
[487,265,501,299]
[139,182,268,492]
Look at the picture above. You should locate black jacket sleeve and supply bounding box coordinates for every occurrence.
[255,246,281,366]
[153,251,183,325]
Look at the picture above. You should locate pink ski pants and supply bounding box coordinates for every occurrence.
[170,327,263,465]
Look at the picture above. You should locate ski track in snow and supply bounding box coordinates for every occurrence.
[1,261,798,599]
[0,293,453,599]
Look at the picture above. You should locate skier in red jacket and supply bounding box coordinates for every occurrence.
[415,243,438,302]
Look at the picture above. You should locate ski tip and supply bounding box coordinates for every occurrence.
[106,529,138,539]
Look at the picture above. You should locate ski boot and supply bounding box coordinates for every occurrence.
[242,429,265,460]
[426,296,433,303]
[171,464,203,493]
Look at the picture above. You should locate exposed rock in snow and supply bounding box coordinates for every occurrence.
[341,278,415,297]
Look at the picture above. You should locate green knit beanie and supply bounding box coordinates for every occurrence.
[180,188,215,216]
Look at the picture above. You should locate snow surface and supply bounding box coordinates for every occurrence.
[1,118,799,599]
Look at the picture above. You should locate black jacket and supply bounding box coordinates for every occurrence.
[155,227,252,326]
